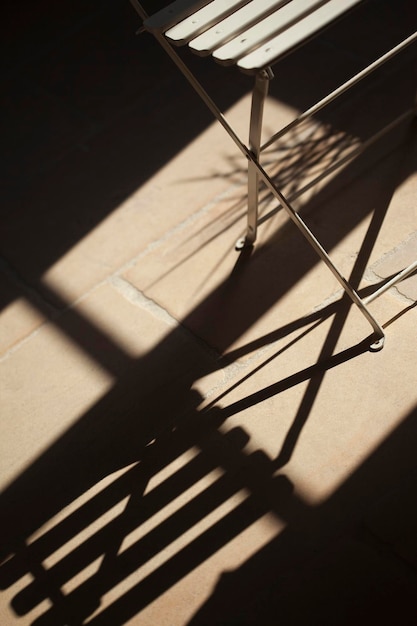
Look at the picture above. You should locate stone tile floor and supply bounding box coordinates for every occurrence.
[1,1,417,624]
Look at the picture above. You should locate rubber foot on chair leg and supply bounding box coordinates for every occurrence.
[369,335,385,352]
[235,237,254,251]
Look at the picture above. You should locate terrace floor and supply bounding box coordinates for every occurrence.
[1,1,417,624]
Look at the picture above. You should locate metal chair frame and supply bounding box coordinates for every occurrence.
[130,0,417,350]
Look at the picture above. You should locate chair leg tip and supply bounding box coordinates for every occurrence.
[369,335,385,352]
[235,236,255,251]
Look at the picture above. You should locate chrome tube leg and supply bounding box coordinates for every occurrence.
[236,68,273,249]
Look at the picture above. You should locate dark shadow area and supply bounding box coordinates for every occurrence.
[1,321,416,624]
[1,0,250,309]
[2,0,416,309]
[1,0,417,624]
[187,403,417,626]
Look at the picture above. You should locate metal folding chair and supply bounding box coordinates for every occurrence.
[130,0,417,349]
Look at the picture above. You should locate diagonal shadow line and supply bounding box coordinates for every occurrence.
[1,23,414,608]
[272,155,410,469]
[201,261,411,419]
[382,299,417,329]
[217,279,417,419]
[273,296,365,469]
[185,403,417,626]
[27,428,300,626]
[0,408,231,592]
[0,464,147,589]
[214,123,416,468]
[211,287,415,445]
[0,8,412,624]
[0,257,133,375]
[220,333,371,424]
[155,34,417,289]
[8,267,409,605]
[145,130,362,295]
[12,412,286,625]
[220,281,374,363]
[31,479,275,626]
[141,111,412,300]
[0,176,413,626]
[21,461,253,623]
[205,315,332,419]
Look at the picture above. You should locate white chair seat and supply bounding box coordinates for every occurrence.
[145,0,361,72]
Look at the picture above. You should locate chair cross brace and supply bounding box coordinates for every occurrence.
[130,0,417,349]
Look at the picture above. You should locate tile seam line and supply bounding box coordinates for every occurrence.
[114,177,247,275]
[364,231,417,305]
[2,172,245,304]
[364,268,417,306]
[112,277,261,386]
[49,174,246,311]
[0,178,245,356]
[108,275,290,401]
[110,274,224,365]
[0,256,59,315]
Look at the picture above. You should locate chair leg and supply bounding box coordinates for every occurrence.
[236,68,273,250]
[131,2,414,349]
[242,150,387,349]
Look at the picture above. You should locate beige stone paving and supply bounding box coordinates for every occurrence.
[15,98,252,311]
[1,15,417,626]
[1,173,416,625]
[0,274,46,357]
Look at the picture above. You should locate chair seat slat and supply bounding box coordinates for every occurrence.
[144,0,212,33]
[212,0,328,65]
[237,0,361,72]
[187,0,290,56]
[165,0,251,45]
